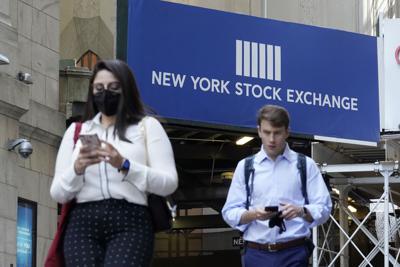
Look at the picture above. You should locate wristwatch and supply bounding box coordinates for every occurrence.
[118,159,130,172]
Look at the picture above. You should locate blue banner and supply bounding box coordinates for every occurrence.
[127,0,379,143]
[17,203,34,267]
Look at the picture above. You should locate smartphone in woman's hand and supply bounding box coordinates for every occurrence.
[79,134,101,148]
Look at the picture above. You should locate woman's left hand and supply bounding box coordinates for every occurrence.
[98,141,125,169]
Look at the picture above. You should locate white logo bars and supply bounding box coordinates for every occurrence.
[236,40,281,81]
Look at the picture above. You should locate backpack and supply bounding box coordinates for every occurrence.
[244,153,308,210]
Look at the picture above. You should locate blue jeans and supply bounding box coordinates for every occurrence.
[242,245,309,267]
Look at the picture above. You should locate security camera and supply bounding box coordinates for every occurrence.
[17,72,33,84]
[18,140,33,158]
[6,138,33,158]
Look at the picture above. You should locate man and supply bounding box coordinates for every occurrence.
[222,105,331,267]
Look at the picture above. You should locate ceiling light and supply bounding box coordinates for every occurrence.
[332,187,340,195]
[221,172,234,180]
[0,53,10,65]
[236,136,254,145]
[348,205,357,213]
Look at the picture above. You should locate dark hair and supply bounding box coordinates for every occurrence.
[257,105,290,129]
[82,59,146,142]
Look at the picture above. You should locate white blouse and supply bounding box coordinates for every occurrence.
[50,113,178,205]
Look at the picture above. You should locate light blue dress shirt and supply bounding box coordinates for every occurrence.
[222,144,332,244]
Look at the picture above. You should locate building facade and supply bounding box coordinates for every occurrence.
[0,0,63,266]
[0,0,399,266]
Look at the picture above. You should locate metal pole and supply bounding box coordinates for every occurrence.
[338,185,350,267]
[384,170,390,267]
[312,227,318,267]
[379,162,395,267]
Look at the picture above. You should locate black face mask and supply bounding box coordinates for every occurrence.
[93,90,121,116]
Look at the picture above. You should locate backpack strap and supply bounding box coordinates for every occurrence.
[244,155,255,209]
[245,153,308,207]
[73,122,82,147]
[297,153,309,205]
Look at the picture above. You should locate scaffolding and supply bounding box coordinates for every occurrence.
[312,162,400,267]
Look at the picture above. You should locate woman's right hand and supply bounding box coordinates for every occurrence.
[74,145,103,175]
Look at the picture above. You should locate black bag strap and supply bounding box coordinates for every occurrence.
[297,153,309,205]
[244,155,255,209]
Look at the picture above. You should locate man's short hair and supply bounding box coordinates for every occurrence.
[257,105,290,129]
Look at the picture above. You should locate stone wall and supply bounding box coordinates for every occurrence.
[60,0,116,61]
[0,0,63,266]
[164,0,400,36]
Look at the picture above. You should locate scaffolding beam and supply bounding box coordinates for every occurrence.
[316,161,399,267]
[320,161,398,174]
[330,177,400,185]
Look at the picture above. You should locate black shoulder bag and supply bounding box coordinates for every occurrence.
[143,117,176,232]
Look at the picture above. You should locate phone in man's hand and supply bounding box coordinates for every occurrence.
[264,206,279,212]
[79,134,101,148]
[265,206,280,220]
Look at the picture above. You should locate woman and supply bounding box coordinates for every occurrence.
[50,59,178,267]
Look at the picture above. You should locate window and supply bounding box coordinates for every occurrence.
[76,50,100,70]
[17,198,37,267]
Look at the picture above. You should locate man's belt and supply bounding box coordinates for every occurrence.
[246,237,306,252]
